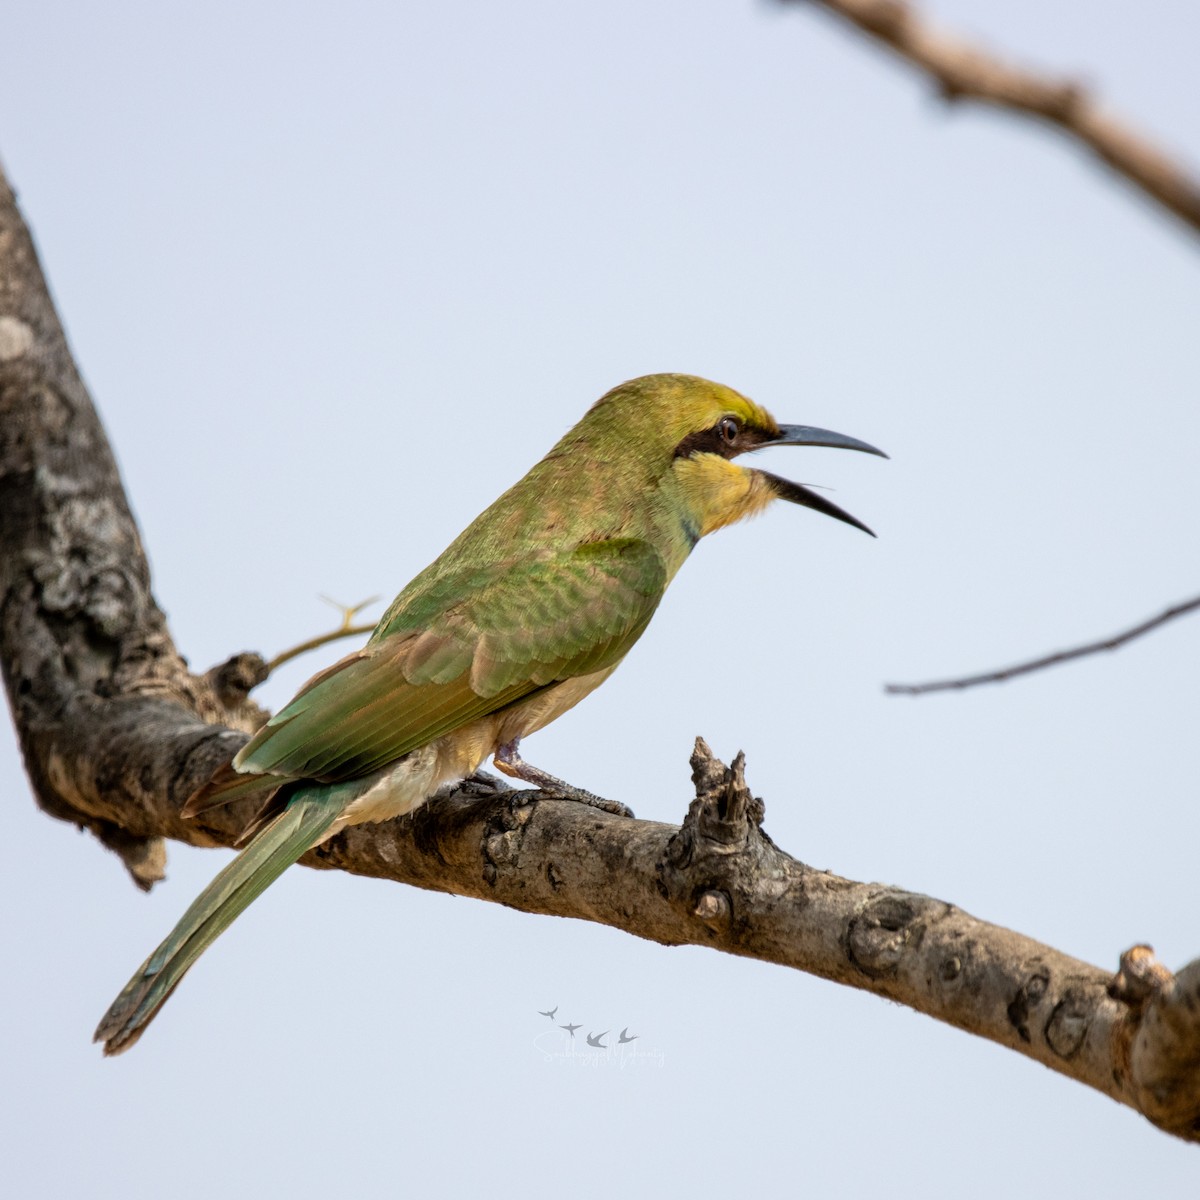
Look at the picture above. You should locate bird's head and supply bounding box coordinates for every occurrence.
[582,374,886,539]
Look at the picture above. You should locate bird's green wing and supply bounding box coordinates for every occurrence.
[233,538,667,783]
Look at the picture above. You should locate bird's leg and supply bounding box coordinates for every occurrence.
[493,740,634,818]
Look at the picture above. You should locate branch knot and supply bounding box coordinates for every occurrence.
[657,739,784,941]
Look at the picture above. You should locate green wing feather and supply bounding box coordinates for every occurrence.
[232,539,666,784]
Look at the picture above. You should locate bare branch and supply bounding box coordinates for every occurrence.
[786,0,1200,237]
[886,594,1200,696]
[265,595,379,674]
[196,597,379,717]
[3,160,1199,1140]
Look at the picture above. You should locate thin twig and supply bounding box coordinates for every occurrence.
[886,594,1200,696]
[265,595,379,674]
[786,0,1200,238]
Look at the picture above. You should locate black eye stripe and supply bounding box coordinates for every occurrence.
[673,417,766,460]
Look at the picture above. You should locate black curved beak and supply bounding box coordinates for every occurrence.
[765,425,888,459]
[752,424,887,537]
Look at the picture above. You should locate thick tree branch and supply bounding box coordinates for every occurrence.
[786,0,1200,238]
[0,163,266,886]
[2,164,1198,1141]
[886,593,1200,695]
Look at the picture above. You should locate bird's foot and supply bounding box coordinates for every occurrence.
[493,741,634,818]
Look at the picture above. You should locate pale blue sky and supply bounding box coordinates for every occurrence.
[2,2,1198,1195]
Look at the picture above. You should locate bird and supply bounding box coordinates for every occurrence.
[539,1006,558,1019]
[560,1022,582,1037]
[94,372,885,1054]
[587,1031,609,1048]
[618,1028,637,1043]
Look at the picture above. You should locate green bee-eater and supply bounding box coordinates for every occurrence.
[95,373,885,1054]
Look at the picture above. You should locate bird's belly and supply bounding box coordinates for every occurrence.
[335,744,446,827]
[333,726,497,829]
[495,664,619,746]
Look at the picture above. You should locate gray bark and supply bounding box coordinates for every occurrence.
[2,162,1197,1142]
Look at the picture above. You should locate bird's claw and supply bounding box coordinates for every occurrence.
[492,740,634,818]
[545,787,634,820]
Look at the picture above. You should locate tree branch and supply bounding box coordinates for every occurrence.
[264,595,379,674]
[0,163,264,888]
[2,162,1198,1141]
[885,593,1200,696]
[786,0,1200,238]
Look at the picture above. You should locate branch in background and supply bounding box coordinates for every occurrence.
[786,0,1200,238]
[265,595,379,674]
[199,595,380,712]
[886,594,1200,696]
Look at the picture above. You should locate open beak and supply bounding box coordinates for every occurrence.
[752,424,887,537]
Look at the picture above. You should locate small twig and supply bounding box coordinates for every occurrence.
[785,0,1200,238]
[265,595,379,674]
[886,594,1200,696]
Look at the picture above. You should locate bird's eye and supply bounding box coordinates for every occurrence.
[718,417,739,444]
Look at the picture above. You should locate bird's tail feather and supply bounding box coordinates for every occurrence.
[94,791,340,1055]
[181,760,282,818]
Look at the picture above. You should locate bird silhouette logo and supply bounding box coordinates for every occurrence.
[586,1031,609,1048]
[538,1006,558,1019]
[560,1022,581,1038]
[618,1028,637,1043]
